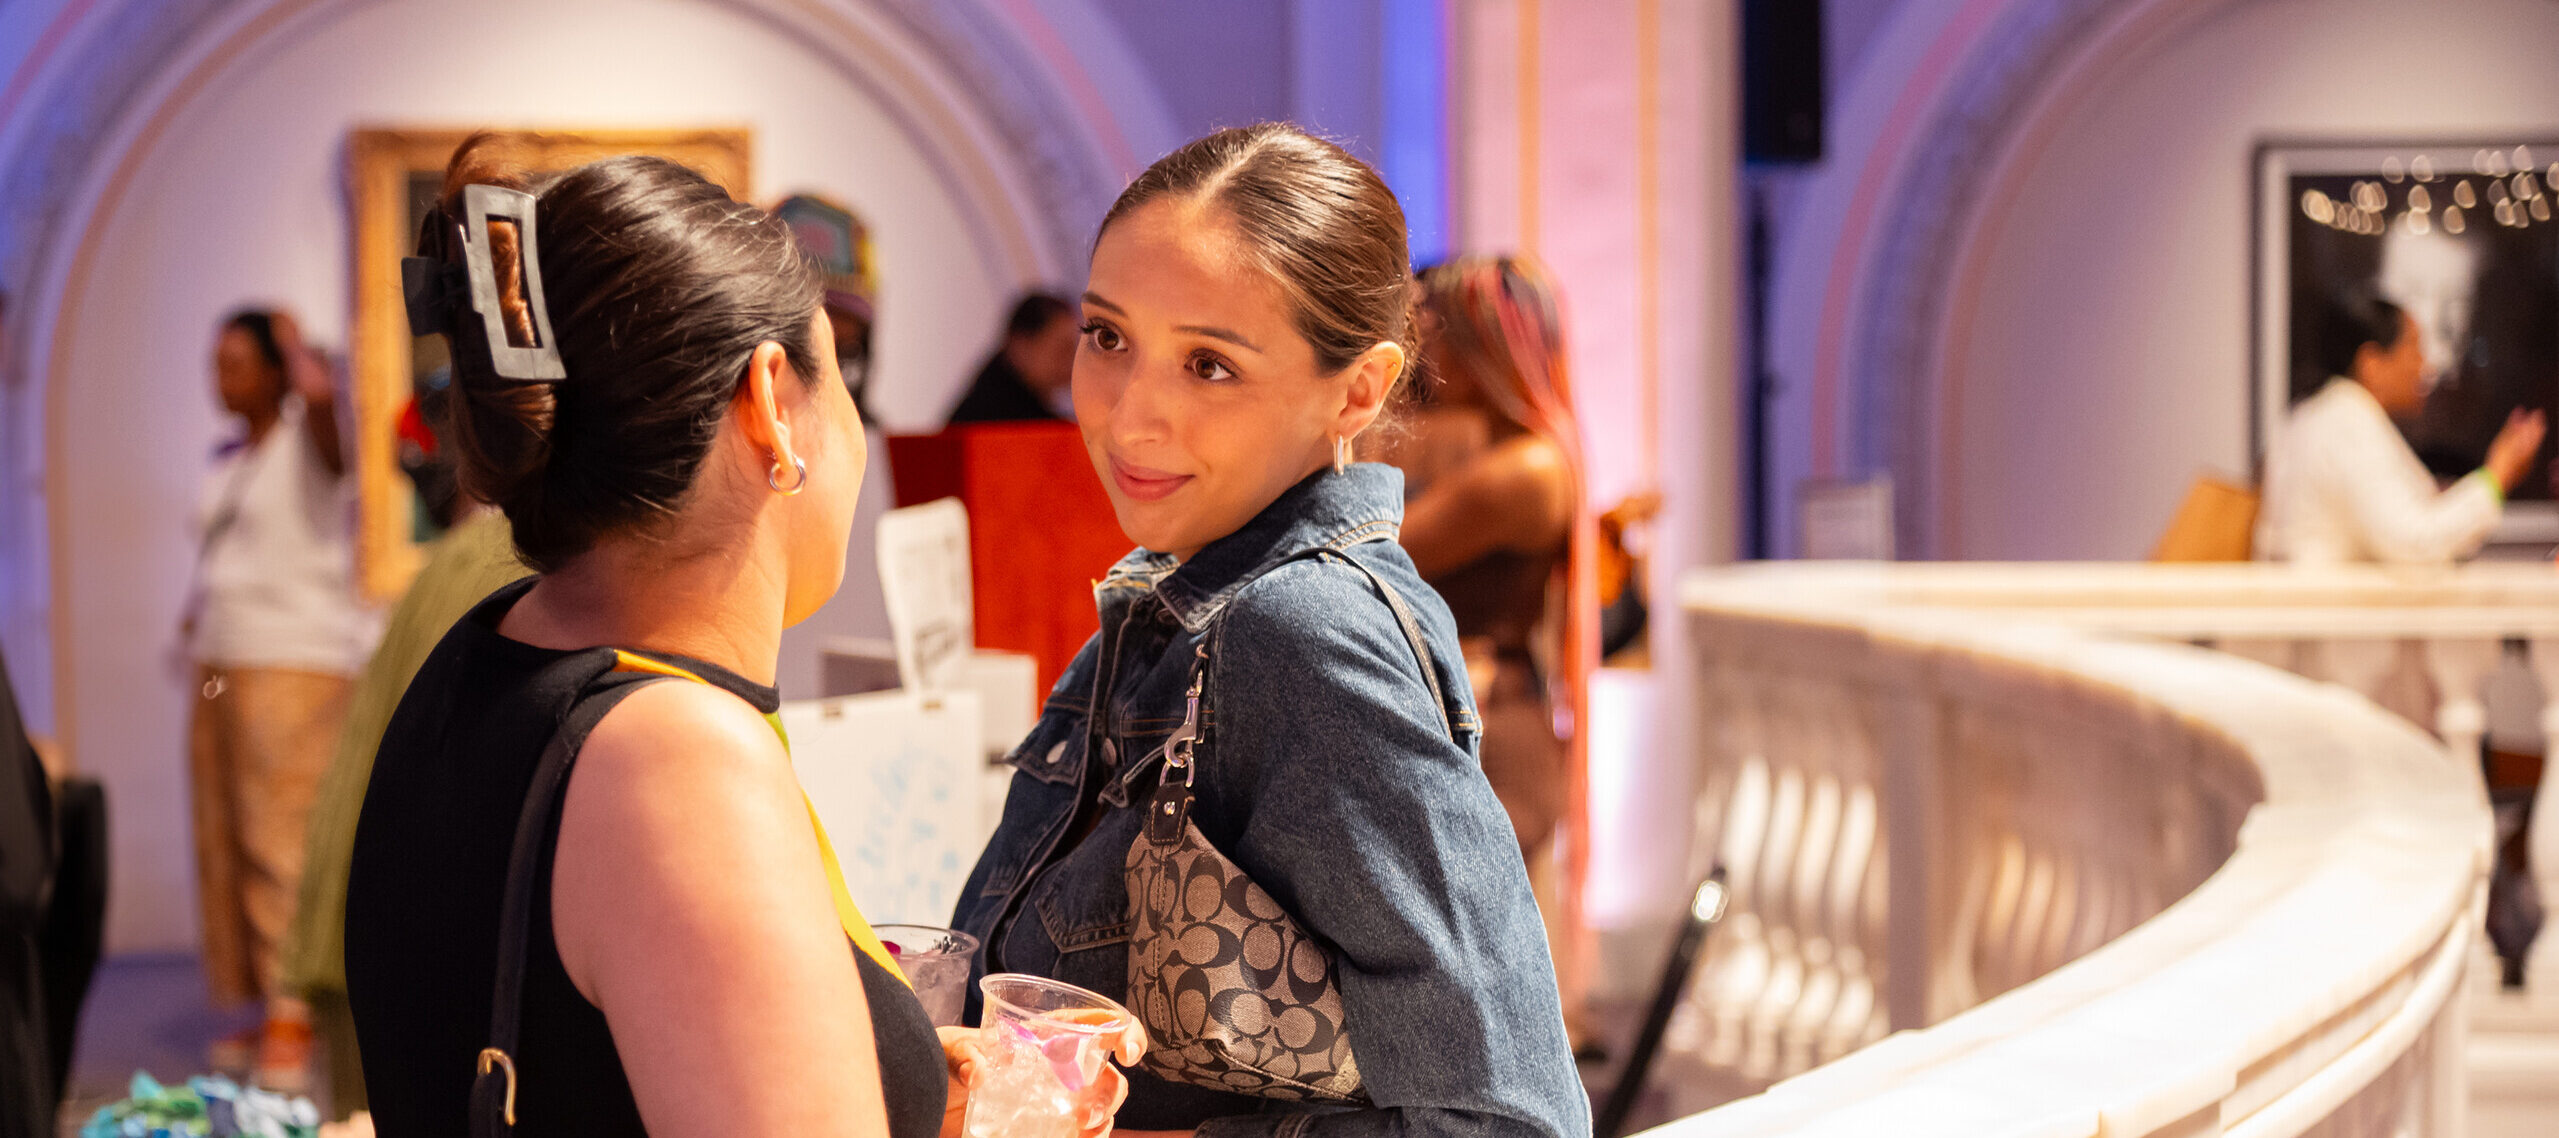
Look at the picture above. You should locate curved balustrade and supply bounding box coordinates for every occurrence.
[1651,566,2491,1138]
[1690,561,2559,992]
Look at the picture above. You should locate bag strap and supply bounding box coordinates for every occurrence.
[469,673,660,1138]
[1118,543,1467,810]
[1319,549,1457,742]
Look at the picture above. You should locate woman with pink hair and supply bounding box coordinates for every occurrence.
[1394,254,1599,1046]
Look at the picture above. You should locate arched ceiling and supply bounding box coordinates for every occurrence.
[1773,0,2231,558]
[0,0,1146,735]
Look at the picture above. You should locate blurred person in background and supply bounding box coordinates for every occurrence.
[279,471,523,1111]
[945,292,1077,425]
[2259,289,2546,565]
[775,193,883,424]
[2,644,56,1138]
[1389,254,1599,1053]
[185,308,371,1090]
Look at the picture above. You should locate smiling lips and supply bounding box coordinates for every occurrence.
[1109,456,1192,502]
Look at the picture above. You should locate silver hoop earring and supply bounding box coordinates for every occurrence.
[768,454,808,496]
[1333,436,1352,476]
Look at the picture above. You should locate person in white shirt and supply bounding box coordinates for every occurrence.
[184,308,370,1090]
[2258,292,2546,565]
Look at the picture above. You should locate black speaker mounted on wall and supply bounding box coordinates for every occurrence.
[1743,0,1825,164]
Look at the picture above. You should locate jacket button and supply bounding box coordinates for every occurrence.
[1044,741,1065,765]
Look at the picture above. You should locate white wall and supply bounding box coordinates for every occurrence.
[1944,0,2559,558]
[54,0,1028,952]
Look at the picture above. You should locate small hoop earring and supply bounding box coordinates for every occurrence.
[1333,436,1352,476]
[768,454,808,496]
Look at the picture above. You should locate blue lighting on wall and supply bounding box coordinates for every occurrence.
[1379,0,1450,268]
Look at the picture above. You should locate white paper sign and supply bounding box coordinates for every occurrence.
[783,689,989,926]
[875,498,975,692]
[1798,477,1896,561]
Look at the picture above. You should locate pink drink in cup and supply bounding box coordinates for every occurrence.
[964,974,1137,1138]
[874,925,978,1028]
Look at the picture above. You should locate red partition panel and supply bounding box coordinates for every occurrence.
[885,424,1126,700]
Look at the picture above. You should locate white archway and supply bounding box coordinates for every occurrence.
[0,0,1150,949]
[1767,0,2559,560]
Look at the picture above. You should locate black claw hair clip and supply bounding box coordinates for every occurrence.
[400,184,566,382]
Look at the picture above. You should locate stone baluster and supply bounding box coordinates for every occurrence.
[1822,780,1884,1062]
[2306,637,2402,706]
[2424,638,2503,767]
[1777,692,1847,1077]
[2527,638,2559,1000]
[1688,668,1772,1072]
[1873,677,1952,1030]
[1818,698,1886,1062]
[1741,685,1810,1081]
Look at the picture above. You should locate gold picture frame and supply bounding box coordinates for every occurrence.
[344,126,753,599]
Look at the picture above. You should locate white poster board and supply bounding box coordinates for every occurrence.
[783,688,989,926]
[1798,477,1896,561]
[875,498,975,692]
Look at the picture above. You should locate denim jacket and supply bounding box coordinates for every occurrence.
[951,465,1590,1138]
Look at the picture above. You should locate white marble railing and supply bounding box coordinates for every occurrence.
[1691,561,2559,994]
[1652,565,2493,1138]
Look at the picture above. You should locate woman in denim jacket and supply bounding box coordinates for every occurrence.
[951,124,1588,1138]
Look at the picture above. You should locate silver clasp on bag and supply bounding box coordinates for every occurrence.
[1162,671,1203,789]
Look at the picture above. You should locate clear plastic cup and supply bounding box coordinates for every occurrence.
[874,925,979,1028]
[962,974,1135,1138]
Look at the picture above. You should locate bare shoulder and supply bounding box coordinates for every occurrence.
[1459,434,1575,529]
[1490,433,1571,486]
[552,679,817,1000]
[549,679,889,1133]
[579,679,791,788]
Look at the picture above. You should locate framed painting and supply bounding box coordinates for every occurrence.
[344,127,752,599]
[2253,139,2559,538]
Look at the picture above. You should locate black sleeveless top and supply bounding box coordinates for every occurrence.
[345,579,946,1137]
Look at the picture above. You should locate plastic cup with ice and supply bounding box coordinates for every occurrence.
[963,974,1139,1138]
[875,924,979,1028]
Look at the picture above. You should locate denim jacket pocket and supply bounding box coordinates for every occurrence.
[1033,839,1133,953]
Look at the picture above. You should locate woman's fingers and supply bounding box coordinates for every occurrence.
[1113,1019,1149,1066]
[939,1025,986,1084]
[1075,1068,1132,1138]
[938,1027,985,1138]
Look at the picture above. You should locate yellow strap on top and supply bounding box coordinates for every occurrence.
[609,650,908,986]
[609,649,706,683]
[804,800,908,983]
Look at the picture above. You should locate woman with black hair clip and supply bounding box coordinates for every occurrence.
[344,138,1135,1138]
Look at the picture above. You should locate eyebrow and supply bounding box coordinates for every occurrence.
[1082,290,1264,354]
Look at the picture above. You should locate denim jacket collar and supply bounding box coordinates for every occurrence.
[1100,464,1406,634]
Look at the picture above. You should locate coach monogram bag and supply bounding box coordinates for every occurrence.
[1121,552,1458,1104]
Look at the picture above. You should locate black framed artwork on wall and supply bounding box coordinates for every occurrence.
[2253,138,2559,540]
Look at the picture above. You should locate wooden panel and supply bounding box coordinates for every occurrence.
[886,423,1123,696]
